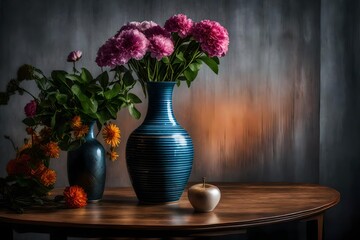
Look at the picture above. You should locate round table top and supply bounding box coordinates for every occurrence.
[0,183,340,236]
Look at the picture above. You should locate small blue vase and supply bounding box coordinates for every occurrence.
[67,121,106,202]
[126,82,194,204]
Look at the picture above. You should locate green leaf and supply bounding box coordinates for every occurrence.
[71,85,91,113]
[189,62,202,72]
[89,97,98,113]
[128,104,141,119]
[127,93,142,104]
[184,68,198,83]
[110,65,128,73]
[55,93,68,104]
[176,52,186,62]
[86,84,103,94]
[104,83,121,100]
[212,56,220,64]
[51,112,57,128]
[122,71,135,87]
[35,77,49,91]
[96,71,109,89]
[162,57,170,64]
[96,111,110,125]
[65,74,82,82]
[200,56,219,74]
[22,117,36,126]
[51,70,67,82]
[80,68,93,83]
[106,105,117,119]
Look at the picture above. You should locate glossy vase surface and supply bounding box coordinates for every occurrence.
[67,121,106,202]
[126,82,194,203]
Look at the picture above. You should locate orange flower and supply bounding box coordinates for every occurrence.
[73,125,89,139]
[43,141,60,158]
[39,168,56,187]
[6,154,32,176]
[71,115,82,129]
[31,163,46,177]
[108,150,119,161]
[63,185,87,208]
[18,153,31,163]
[102,123,121,147]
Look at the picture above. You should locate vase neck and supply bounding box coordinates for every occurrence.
[145,82,177,125]
[85,121,96,140]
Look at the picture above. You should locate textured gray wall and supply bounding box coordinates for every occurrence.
[0,0,320,185]
[320,0,360,239]
[0,0,342,239]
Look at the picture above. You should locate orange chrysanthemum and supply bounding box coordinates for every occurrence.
[43,141,60,158]
[6,154,32,176]
[63,185,88,208]
[108,150,119,161]
[39,168,57,187]
[73,125,89,139]
[102,123,121,147]
[31,163,46,177]
[71,115,82,129]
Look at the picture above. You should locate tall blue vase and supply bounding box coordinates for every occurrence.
[126,82,194,204]
[67,122,106,202]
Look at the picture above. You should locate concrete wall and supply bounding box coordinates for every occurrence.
[1,0,357,239]
[320,0,360,239]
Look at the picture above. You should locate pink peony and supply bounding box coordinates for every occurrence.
[24,100,37,117]
[67,50,82,62]
[96,37,121,67]
[148,35,174,60]
[191,20,229,57]
[139,21,158,31]
[164,14,193,38]
[144,25,171,38]
[96,29,149,67]
[116,21,141,37]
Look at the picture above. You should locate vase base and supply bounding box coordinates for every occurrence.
[88,199,101,203]
[138,200,179,205]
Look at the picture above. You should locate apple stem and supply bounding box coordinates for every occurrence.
[202,177,206,188]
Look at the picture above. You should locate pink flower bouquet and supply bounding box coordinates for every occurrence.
[96,14,229,89]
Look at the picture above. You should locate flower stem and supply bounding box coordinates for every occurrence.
[18,87,37,100]
[4,135,17,152]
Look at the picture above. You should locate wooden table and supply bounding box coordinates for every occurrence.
[0,183,340,240]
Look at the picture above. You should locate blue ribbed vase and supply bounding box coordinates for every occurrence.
[126,82,194,204]
[67,121,106,202]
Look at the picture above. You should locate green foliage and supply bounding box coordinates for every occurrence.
[127,33,221,89]
[0,61,142,151]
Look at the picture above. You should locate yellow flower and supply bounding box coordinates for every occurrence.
[43,141,60,158]
[108,150,119,161]
[102,123,121,147]
[73,125,89,139]
[71,115,82,129]
[39,168,57,187]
